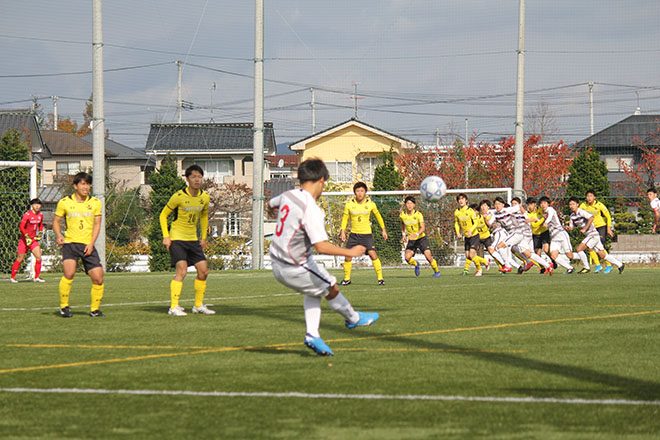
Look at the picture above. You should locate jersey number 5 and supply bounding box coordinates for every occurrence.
[275,205,290,237]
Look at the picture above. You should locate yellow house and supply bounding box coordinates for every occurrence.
[289,118,416,185]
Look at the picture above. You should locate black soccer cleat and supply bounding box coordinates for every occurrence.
[59,306,73,318]
[377,279,385,286]
[578,268,590,274]
[618,263,625,274]
[517,266,524,275]
[340,279,351,286]
[89,309,105,318]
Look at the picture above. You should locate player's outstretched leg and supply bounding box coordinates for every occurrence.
[345,311,379,329]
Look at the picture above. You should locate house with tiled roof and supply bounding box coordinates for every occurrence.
[289,118,416,185]
[0,108,50,173]
[145,122,276,186]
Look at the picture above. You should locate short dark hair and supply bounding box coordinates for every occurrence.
[493,196,506,205]
[185,164,204,177]
[526,197,537,205]
[72,172,92,185]
[648,187,658,195]
[298,158,329,184]
[585,189,596,196]
[469,203,479,211]
[404,195,416,204]
[29,198,42,205]
[569,196,580,204]
[511,196,521,204]
[538,196,550,204]
[456,193,468,202]
[479,199,492,208]
[353,182,368,193]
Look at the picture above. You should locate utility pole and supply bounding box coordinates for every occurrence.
[52,96,59,131]
[310,87,316,133]
[513,0,526,198]
[352,82,359,119]
[435,128,440,148]
[176,60,183,123]
[588,81,594,135]
[92,0,106,268]
[210,81,216,122]
[251,0,265,270]
[464,118,469,145]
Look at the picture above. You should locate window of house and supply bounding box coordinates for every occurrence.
[357,156,384,182]
[56,161,81,175]
[605,156,633,172]
[184,159,234,181]
[327,161,353,182]
[225,212,241,236]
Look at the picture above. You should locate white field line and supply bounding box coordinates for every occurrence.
[0,387,658,406]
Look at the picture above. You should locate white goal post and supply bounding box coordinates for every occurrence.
[0,161,38,199]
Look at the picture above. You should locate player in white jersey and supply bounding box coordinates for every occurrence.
[539,196,581,274]
[567,197,625,274]
[510,197,552,274]
[648,187,660,234]
[268,158,379,356]
[491,197,540,272]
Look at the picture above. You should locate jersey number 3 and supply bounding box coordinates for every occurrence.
[275,205,290,237]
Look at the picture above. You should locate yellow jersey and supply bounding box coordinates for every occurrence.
[399,210,425,239]
[454,205,478,237]
[54,195,102,244]
[160,188,210,241]
[475,214,491,239]
[579,201,611,229]
[340,197,385,235]
[527,208,548,235]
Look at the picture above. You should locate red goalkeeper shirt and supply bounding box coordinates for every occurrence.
[19,209,44,240]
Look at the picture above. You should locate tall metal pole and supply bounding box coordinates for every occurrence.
[588,81,594,135]
[353,82,358,119]
[251,0,265,270]
[176,60,183,123]
[92,0,106,268]
[464,118,468,145]
[513,0,526,197]
[52,96,59,131]
[310,87,316,134]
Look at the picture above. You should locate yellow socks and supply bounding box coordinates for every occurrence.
[372,258,383,281]
[343,261,352,281]
[464,258,472,271]
[90,284,104,311]
[407,258,418,267]
[431,259,439,272]
[589,251,600,266]
[473,255,488,268]
[170,279,183,309]
[194,278,207,308]
[59,276,73,308]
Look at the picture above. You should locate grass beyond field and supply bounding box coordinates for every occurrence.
[0,267,658,439]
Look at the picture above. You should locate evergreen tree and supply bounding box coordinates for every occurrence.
[566,148,610,203]
[372,150,404,264]
[0,129,30,272]
[372,150,403,191]
[148,155,185,271]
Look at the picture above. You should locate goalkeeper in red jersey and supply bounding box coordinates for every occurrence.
[10,198,45,283]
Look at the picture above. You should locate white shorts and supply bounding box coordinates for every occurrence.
[550,231,573,254]
[582,234,604,251]
[518,236,534,253]
[492,229,508,247]
[271,256,337,297]
[505,232,524,247]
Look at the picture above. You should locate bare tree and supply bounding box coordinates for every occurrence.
[526,102,558,141]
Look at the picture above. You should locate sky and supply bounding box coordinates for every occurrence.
[2,0,660,151]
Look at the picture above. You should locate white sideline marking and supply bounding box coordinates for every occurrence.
[0,387,657,406]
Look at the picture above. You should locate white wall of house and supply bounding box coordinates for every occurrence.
[42,156,93,185]
[108,162,147,189]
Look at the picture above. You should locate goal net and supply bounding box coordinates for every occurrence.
[0,161,38,276]
[320,187,512,267]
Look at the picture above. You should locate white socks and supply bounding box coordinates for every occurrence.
[303,296,322,338]
[327,292,359,324]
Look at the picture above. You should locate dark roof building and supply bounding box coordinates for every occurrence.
[0,108,49,160]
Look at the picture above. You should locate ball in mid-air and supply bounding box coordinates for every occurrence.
[420,175,447,202]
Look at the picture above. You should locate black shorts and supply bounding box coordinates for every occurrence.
[596,226,607,244]
[406,236,431,253]
[480,235,494,249]
[533,230,551,250]
[170,240,207,267]
[62,243,103,273]
[464,235,480,251]
[346,233,375,253]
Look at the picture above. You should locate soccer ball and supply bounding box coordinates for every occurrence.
[420,175,447,202]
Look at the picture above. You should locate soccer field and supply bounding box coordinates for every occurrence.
[0,268,658,439]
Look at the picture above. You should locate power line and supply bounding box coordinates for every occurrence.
[0,61,173,78]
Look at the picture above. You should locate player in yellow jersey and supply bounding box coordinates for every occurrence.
[454,193,489,276]
[400,196,441,278]
[580,190,614,273]
[339,182,388,285]
[53,172,104,318]
[526,197,555,273]
[160,165,214,316]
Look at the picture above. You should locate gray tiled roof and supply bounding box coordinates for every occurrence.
[0,108,48,156]
[82,134,153,163]
[145,122,276,154]
[575,115,660,150]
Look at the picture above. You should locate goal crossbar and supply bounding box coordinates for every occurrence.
[0,161,37,199]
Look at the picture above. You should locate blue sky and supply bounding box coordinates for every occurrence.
[2,0,659,150]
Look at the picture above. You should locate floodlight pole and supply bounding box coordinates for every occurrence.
[92,0,106,269]
[513,0,526,198]
[251,0,265,270]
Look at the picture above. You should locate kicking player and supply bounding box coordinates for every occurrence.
[648,187,660,233]
[580,190,614,273]
[479,199,512,273]
[399,196,441,278]
[339,182,388,286]
[568,197,624,274]
[509,197,552,274]
[539,196,587,274]
[10,198,45,283]
[53,172,104,318]
[160,164,214,316]
[269,158,379,356]
[454,193,488,276]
